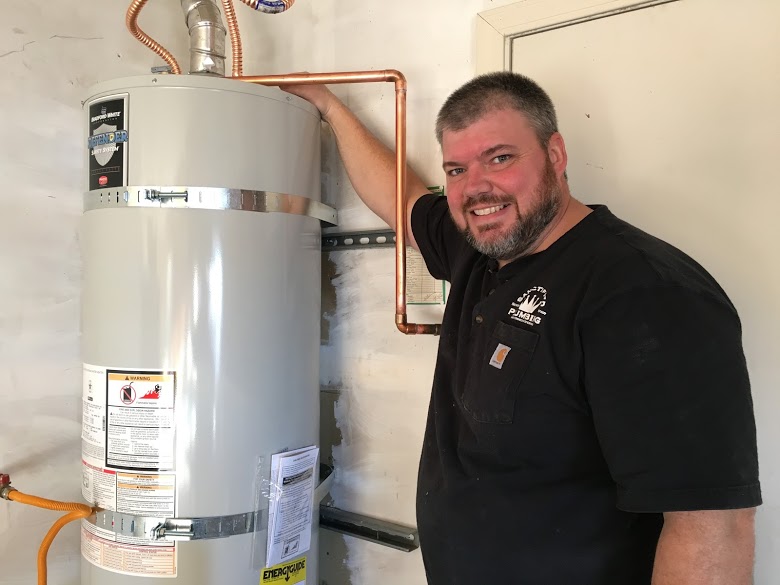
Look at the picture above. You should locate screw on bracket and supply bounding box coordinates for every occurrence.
[144,189,189,202]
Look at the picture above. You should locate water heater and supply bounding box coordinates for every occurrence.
[80,74,333,584]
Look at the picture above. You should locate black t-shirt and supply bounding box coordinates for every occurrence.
[411,194,761,585]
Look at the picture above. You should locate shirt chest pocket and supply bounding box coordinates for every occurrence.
[462,321,540,424]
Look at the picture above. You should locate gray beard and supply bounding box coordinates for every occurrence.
[458,168,562,261]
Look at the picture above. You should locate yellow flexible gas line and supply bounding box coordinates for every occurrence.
[7,490,95,585]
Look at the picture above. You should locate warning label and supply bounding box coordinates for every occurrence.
[82,522,177,578]
[117,472,175,516]
[106,370,176,471]
[261,557,307,585]
[81,364,178,578]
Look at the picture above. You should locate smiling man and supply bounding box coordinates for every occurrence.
[285,72,761,585]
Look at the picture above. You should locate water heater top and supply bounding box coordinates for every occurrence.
[82,74,320,120]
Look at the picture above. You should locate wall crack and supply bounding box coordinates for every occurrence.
[0,35,103,60]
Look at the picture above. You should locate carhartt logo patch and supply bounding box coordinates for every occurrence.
[489,343,511,369]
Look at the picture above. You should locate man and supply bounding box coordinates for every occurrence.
[285,72,761,584]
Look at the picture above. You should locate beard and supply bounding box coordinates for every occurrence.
[456,158,562,262]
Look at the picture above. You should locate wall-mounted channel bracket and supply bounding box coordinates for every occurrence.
[322,229,396,251]
[319,505,420,552]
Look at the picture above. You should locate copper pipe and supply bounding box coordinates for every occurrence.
[126,0,182,74]
[238,71,440,335]
[221,0,243,76]
[238,71,399,85]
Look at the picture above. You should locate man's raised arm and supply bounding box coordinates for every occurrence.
[283,83,430,250]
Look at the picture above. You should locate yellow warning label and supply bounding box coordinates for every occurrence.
[108,373,172,383]
[261,557,306,584]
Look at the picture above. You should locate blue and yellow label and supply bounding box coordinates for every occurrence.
[87,130,129,149]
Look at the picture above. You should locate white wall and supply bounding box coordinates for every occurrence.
[0,1,515,584]
[0,2,185,582]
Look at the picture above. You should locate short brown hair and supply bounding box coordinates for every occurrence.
[436,72,560,147]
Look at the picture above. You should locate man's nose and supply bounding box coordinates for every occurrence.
[463,167,491,198]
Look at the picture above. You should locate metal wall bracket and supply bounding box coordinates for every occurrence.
[322,229,396,250]
[319,506,420,552]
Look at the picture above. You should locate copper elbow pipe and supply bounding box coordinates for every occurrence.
[126,0,183,74]
[238,71,440,335]
[221,0,243,76]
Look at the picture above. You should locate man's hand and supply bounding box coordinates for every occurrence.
[281,77,338,121]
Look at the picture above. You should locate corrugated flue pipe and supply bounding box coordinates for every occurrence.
[181,0,227,76]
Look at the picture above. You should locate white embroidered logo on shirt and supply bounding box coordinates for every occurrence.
[508,286,547,326]
[489,343,512,369]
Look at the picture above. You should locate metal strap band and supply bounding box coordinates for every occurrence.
[86,508,268,542]
[84,186,338,226]
[84,466,334,543]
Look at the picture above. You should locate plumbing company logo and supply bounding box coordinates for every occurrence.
[508,286,547,327]
[140,384,162,400]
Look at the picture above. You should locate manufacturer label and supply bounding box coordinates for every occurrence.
[88,95,128,190]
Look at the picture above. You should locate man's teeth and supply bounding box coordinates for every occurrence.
[473,205,507,216]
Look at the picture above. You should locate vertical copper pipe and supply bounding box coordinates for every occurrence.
[237,71,440,335]
[126,0,182,74]
[221,0,243,76]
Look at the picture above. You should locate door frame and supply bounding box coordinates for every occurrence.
[476,0,681,74]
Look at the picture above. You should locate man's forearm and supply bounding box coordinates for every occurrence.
[652,510,756,585]
[324,98,430,246]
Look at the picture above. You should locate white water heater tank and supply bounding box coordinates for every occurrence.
[79,74,331,584]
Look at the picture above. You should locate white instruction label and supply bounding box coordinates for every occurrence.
[266,446,319,568]
[82,522,177,578]
[81,364,178,578]
[406,247,447,304]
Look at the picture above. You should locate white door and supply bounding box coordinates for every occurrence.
[481,0,779,581]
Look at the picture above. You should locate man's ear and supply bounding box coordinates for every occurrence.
[547,132,568,179]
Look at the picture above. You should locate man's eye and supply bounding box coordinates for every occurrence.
[447,168,465,177]
[492,154,511,164]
